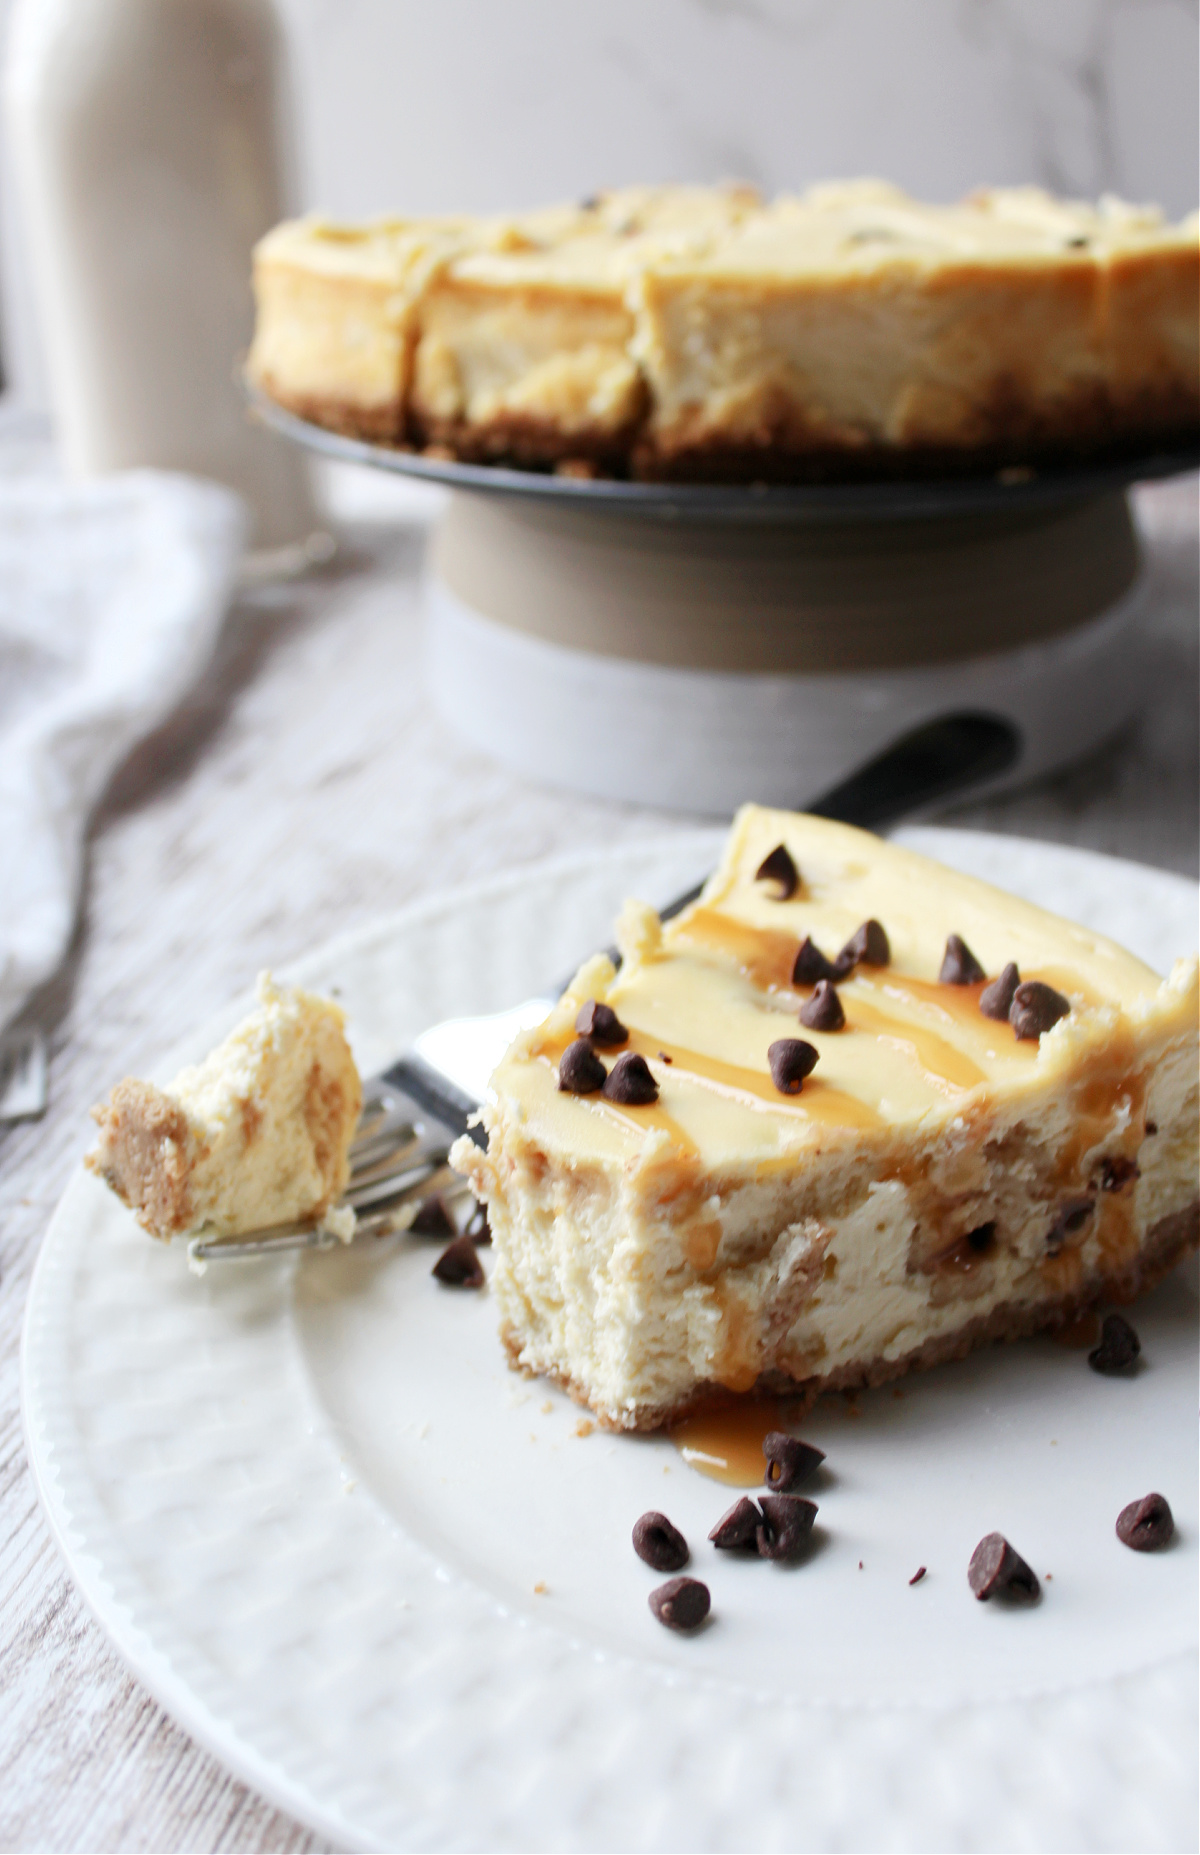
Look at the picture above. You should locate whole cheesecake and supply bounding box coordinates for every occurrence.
[249,179,1199,479]
[451,809,1199,1430]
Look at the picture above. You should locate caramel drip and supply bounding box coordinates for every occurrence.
[669,1399,783,1486]
[843,995,987,1096]
[621,1028,882,1130]
[672,907,799,990]
[1053,1310,1102,1349]
[531,1043,698,1153]
[1039,1031,1147,1286]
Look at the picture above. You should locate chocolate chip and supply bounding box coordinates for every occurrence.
[1088,1312,1141,1377]
[762,1432,825,1492]
[709,1496,761,1549]
[968,1532,1040,1601]
[632,1511,689,1572]
[1046,1195,1094,1252]
[1145,1120,1158,1136]
[575,999,628,1046]
[767,1038,819,1094]
[792,936,840,986]
[799,980,845,1032]
[837,919,889,973]
[558,1038,606,1093]
[939,934,986,985]
[979,962,1020,1021]
[909,1566,927,1585]
[432,1234,484,1288]
[1116,1492,1174,1552]
[602,1051,659,1105]
[648,1576,710,1630]
[464,1200,492,1244]
[1009,980,1069,1040]
[410,1192,455,1237]
[658,1051,673,1063]
[1099,1155,1139,1192]
[755,842,799,900]
[756,1494,818,1562]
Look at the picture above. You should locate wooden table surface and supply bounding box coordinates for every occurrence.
[1,469,1196,1853]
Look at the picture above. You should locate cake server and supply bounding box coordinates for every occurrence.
[188,711,1018,1263]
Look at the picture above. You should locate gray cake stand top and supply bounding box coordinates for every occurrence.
[250,388,1199,525]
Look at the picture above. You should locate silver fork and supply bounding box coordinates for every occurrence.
[186,1069,475,1264]
[187,712,1020,1265]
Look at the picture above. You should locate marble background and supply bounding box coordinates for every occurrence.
[1,0,1198,403]
[275,0,1200,221]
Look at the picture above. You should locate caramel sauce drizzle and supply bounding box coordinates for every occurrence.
[843,996,987,1096]
[671,907,799,990]
[530,1023,881,1136]
[621,1027,882,1130]
[527,911,1108,1148]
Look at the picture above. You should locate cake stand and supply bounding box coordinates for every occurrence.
[253,393,1198,815]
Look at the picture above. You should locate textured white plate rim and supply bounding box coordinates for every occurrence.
[20,827,1199,1854]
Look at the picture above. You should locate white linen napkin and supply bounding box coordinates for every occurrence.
[0,467,247,1039]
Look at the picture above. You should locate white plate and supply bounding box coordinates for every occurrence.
[22,828,1200,1853]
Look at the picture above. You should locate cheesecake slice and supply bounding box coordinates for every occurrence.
[451,810,1199,1430]
[88,973,362,1243]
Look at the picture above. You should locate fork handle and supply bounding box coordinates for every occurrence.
[378,1051,485,1148]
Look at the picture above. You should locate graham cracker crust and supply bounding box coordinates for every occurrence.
[500,1200,1199,1434]
[256,375,1198,484]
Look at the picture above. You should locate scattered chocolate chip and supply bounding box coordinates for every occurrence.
[709,1496,761,1550]
[1009,980,1069,1040]
[658,1051,673,1063]
[756,1494,818,1562]
[464,1201,492,1244]
[432,1234,484,1288]
[1088,1311,1141,1377]
[632,1511,689,1572]
[799,980,845,1032]
[410,1192,456,1238]
[575,999,628,1046]
[939,934,986,985]
[648,1576,710,1630]
[1116,1492,1174,1552]
[979,961,1020,1021]
[767,1038,819,1095]
[602,1051,659,1105]
[1099,1155,1139,1192]
[792,936,840,986]
[762,1432,825,1493]
[837,918,889,973]
[909,1566,927,1585]
[1145,1120,1158,1136]
[755,842,800,900]
[1046,1196,1094,1252]
[558,1038,606,1094]
[965,1221,996,1254]
[968,1532,1040,1601]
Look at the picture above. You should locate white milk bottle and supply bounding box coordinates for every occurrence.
[4,0,318,551]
